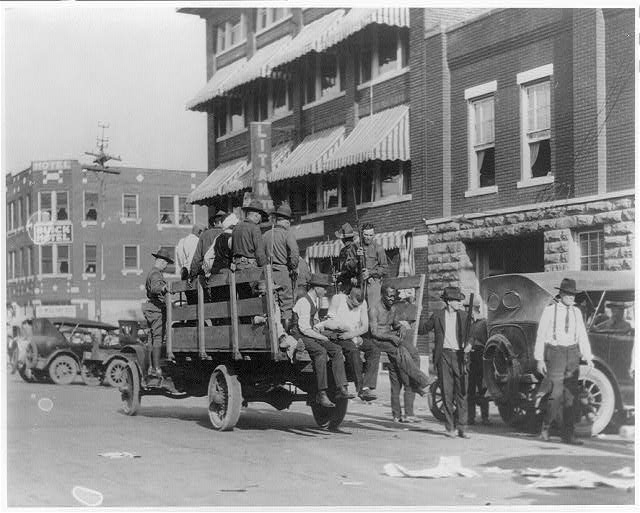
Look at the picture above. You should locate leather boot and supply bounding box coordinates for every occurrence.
[152,346,162,372]
[335,385,355,400]
[316,390,336,408]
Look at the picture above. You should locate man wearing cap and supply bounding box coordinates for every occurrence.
[465,297,489,426]
[141,248,179,392]
[358,222,388,310]
[231,200,268,270]
[263,203,299,326]
[535,277,594,445]
[594,302,632,333]
[189,210,227,281]
[336,223,360,292]
[291,273,354,408]
[422,286,471,438]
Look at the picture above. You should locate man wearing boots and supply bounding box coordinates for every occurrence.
[290,273,355,408]
[534,277,593,445]
[141,248,179,393]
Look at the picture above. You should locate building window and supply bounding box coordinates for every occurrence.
[26,194,32,217]
[27,247,33,276]
[16,248,23,277]
[159,196,193,225]
[40,245,53,274]
[304,52,346,105]
[229,97,244,132]
[38,191,68,222]
[578,230,604,271]
[39,192,52,222]
[39,244,71,275]
[272,78,293,117]
[56,191,68,220]
[123,245,139,270]
[285,174,347,215]
[8,251,15,279]
[159,246,176,275]
[355,161,411,204]
[256,7,291,31]
[85,244,97,274]
[123,194,138,218]
[7,202,14,230]
[17,198,23,228]
[357,26,409,86]
[215,15,246,54]
[84,192,99,222]
[216,97,248,138]
[216,26,226,54]
[465,81,497,192]
[57,245,70,274]
[518,64,553,184]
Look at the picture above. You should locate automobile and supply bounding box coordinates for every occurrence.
[479,270,634,436]
[21,317,143,386]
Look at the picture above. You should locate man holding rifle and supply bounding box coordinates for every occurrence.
[357,223,388,310]
[422,287,472,438]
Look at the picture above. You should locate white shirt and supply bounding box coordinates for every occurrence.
[293,291,319,335]
[443,307,459,350]
[326,293,368,332]
[534,302,592,362]
[175,233,199,270]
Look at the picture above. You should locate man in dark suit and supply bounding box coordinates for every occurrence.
[422,287,471,438]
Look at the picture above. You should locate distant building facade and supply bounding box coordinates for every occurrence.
[6,160,207,324]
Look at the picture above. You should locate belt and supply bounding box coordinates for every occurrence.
[233,256,257,264]
[442,348,462,352]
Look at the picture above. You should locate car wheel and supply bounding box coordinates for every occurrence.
[427,380,448,422]
[80,364,102,386]
[310,390,349,430]
[48,355,78,385]
[120,361,141,415]
[104,359,128,388]
[575,365,616,437]
[208,364,242,431]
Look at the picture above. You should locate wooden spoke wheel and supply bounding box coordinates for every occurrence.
[104,358,129,388]
[208,364,242,431]
[48,355,78,385]
[575,365,616,436]
[120,361,141,416]
[427,380,450,422]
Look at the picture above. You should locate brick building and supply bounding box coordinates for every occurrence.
[182,7,634,316]
[6,160,207,324]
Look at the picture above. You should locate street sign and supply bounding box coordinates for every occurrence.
[26,211,73,245]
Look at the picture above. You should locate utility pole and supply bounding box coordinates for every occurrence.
[82,122,121,324]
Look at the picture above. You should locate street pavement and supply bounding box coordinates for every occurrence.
[5,369,635,508]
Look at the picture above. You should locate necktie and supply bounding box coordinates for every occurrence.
[565,306,570,334]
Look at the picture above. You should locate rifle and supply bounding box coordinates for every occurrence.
[460,293,475,390]
[351,183,367,297]
[327,236,338,295]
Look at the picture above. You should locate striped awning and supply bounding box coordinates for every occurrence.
[186,57,247,111]
[220,144,293,194]
[188,158,248,204]
[305,230,412,260]
[323,105,410,172]
[266,10,345,73]
[269,126,345,182]
[319,8,410,52]
[376,230,412,250]
[305,239,344,260]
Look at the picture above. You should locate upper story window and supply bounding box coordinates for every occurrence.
[355,161,411,205]
[215,15,246,55]
[216,97,247,138]
[26,194,32,218]
[276,173,347,217]
[123,245,140,270]
[7,202,14,230]
[123,194,139,219]
[303,51,346,105]
[577,229,604,271]
[465,81,497,194]
[517,64,553,186]
[17,197,23,227]
[272,78,293,118]
[159,195,193,226]
[85,244,97,274]
[84,191,99,222]
[26,247,33,276]
[256,8,291,32]
[357,26,409,86]
[7,251,15,280]
[40,244,71,275]
[39,191,69,222]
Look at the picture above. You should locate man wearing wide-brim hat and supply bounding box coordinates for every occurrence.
[230,200,268,270]
[263,202,299,327]
[141,248,179,393]
[534,277,594,445]
[335,222,360,292]
[422,286,471,438]
[593,301,632,333]
[290,273,355,408]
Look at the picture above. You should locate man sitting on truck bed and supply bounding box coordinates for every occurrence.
[290,273,355,408]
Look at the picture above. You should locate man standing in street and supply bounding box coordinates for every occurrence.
[290,273,355,408]
[535,277,594,445]
[231,200,267,270]
[466,296,489,425]
[422,287,471,438]
[264,203,299,327]
[189,210,227,281]
[141,248,179,393]
[358,223,388,309]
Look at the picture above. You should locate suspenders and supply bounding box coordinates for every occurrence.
[551,302,578,344]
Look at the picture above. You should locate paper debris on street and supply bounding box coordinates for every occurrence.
[384,456,479,479]
[611,467,634,478]
[72,486,104,506]
[484,466,514,474]
[523,467,635,490]
[99,452,140,459]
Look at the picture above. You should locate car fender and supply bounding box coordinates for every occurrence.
[482,333,522,403]
[44,349,82,369]
[118,343,147,369]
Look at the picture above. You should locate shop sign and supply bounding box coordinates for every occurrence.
[26,211,73,245]
[248,122,273,212]
[36,304,77,318]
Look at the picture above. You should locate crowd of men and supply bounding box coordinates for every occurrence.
[140,201,600,442]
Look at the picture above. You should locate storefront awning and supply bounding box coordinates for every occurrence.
[265,10,345,73]
[186,57,247,111]
[319,8,410,52]
[188,158,248,204]
[323,105,410,172]
[305,229,412,260]
[305,239,345,260]
[376,230,412,250]
[220,144,293,195]
[269,126,345,182]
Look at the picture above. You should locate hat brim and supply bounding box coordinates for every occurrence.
[442,293,466,301]
[309,280,333,288]
[273,212,292,219]
[555,286,581,295]
[243,206,267,216]
[152,253,174,264]
[334,231,355,239]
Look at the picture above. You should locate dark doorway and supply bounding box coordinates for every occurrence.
[469,233,545,282]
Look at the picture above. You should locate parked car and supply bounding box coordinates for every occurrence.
[21,317,143,386]
[480,270,634,436]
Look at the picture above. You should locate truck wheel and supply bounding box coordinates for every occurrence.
[80,364,102,386]
[120,361,141,415]
[427,380,448,422]
[575,365,616,436]
[208,365,242,431]
[48,355,78,385]
[311,391,348,430]
[104,359,128,388]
